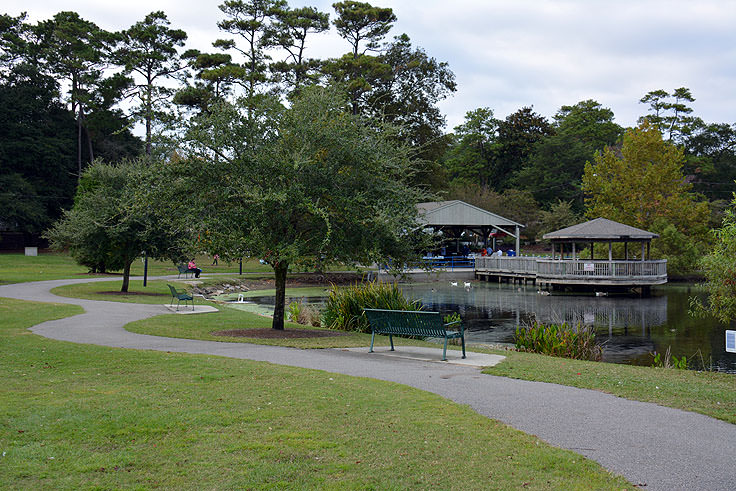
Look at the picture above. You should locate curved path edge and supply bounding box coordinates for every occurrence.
[1,276,735,490]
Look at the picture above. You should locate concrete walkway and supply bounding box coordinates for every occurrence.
[2,276,735,490]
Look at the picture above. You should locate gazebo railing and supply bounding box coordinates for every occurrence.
[475,257,667,282]
[536,259,667,279]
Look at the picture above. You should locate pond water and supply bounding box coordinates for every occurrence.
[236,282,736,373]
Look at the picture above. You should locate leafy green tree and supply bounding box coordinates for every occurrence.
[268,5,330,93]
[446,183,540,240]
[537,200,581,240]
[35,11,115,177]
[442,107,498,187]
[332,1,396,57]
[116,11,188,158]
[328,1,396,114]
[639,87,703,144]
[45,160,186,291]
[217,0,286,102]
[694,203,736,322]
[492,106,552,191]
[684,122,736,201]
[513,100,622,209]
[366,34,455,170]
[142,86,431,330]
[582,121,710,274]
[0,63,77,234]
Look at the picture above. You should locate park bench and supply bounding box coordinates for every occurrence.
[176,263,192,279]
[363,309,465,361]
[168,284,194,311]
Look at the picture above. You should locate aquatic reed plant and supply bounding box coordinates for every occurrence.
[515,321,603,361]
[323,281,422,332]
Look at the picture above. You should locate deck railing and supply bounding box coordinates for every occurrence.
[536,259,667,279]
[475,257,667,282]
[474,256,538,274]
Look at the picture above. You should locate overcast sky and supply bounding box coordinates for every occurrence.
[5,0,736,132]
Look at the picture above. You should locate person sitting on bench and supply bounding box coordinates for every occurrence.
[187,259,201,278]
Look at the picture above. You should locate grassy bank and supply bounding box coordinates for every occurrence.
[0,253,270,285]
[0,297,631,489]
[485,349,736,424]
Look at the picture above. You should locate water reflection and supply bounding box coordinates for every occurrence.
[243,282,736,372]
[401,282,736,373]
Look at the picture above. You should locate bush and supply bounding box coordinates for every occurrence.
[286,300,322,327]
[322,282,421,332]
[515,321,602,361]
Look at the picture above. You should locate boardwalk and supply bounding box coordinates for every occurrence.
[475,256,667,289]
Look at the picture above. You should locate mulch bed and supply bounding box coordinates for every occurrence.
[96,291,168,297]
[211,328,349,339]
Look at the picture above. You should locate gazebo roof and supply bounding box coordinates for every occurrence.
[543,218,658,241]
[417,200,524,228]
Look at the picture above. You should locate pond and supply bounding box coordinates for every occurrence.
[230,282,736,373]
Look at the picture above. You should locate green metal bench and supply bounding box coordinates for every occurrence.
[168,284,194,311]
[363,309,465,361]
[176,263,192,279]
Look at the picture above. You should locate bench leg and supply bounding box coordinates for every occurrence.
[442,337,448,361]
[389,335,394,351]
[369,331,375,353]
[461,335,466,359]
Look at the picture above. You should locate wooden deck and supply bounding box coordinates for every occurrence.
[475,256,667,288]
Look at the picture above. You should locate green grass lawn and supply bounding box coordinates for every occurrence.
[0,253,271,285]
[51,280,195,305]
[485,349,736,424]
[0,297,632,489]
[46,278,736,424]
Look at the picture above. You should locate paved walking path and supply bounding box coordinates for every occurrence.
[2,276,735,490]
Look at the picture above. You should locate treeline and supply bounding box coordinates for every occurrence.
[3,1,736,268]
[0,1,455,236]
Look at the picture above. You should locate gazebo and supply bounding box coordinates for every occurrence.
[417,200,524,254]
[543,217,658,262]
[538,218,667,289]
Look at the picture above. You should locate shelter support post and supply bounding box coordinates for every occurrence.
[641,242,645,262]
[515,226,520,256]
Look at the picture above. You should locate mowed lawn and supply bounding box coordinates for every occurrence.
[0,253,270,285]
[0,297,633,489]
[49,278,736,424]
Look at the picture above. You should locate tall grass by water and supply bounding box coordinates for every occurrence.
[323,281,421,332]
[515,321,603,361]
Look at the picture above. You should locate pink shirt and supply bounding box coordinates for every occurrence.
[188,261,196,269]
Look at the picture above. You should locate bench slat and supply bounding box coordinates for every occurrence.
[364,308,465,361]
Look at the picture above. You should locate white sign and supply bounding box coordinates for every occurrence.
[726,330,736,354]
[583,263,595,272]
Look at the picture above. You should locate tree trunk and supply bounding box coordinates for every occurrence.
[83,114,94,163]
[77,111,83,180]
[272,262,288,330]
[121,260,132,293]
[145,80,152,158]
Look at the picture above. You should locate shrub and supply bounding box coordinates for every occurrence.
[286,300,322,327]
[515,321,603,361]
[323,282,421,332]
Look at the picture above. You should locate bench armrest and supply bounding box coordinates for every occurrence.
[443,319,464,334]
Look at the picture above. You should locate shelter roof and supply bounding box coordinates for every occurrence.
[417,200,524,228]
[543,218,658,241]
